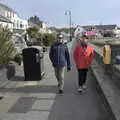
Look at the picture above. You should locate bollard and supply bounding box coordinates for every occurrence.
[7,61,16,80]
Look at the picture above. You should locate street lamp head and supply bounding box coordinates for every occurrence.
[65,11,67,15]
[65,10,71,15]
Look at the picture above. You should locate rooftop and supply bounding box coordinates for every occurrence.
[0,3,17,14]
[77,24,117,31]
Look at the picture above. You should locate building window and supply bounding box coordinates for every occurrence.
[17,20,19,28]
[13,20,16,28]
[25,25,27,29]
[20,24,23,28]
[8,12,10,18]
[13,22,15,27]
[7,11,9,18]
[10,12,12,18]
[13,13,14,17]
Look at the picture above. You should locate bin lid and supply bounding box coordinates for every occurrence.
[29,46,43,52]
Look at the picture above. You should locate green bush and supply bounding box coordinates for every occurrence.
[14,53,22,65]
[26,26,39,38]
[0,25,14,64]
[26,41,41,46]
[26,31,56,47]
[43,33,56,46]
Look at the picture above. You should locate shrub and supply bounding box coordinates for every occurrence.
[26,31,56,47]
[26,26,39,39]
[43,33,56,46]
[0,25,14,64]
[103,31,115,37]
[14,53,22,65]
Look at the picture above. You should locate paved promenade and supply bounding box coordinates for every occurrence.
[0,41,110,120]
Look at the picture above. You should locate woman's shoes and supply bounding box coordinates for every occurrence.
[82,85,87,89]
[77,85,87,93]
[77,86,83,93]
[58,89,64,94]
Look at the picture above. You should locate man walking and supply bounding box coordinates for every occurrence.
[49,34,71,94]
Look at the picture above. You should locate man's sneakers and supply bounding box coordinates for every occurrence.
[77,86,83,93]
[77,85,87,93]
[82,84,87,89]
[58,89,64,94]
[58,83,60,88]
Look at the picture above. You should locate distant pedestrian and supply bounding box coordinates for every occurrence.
[49,34,71,94]
[103,44,111,74]
[73,34,94,93]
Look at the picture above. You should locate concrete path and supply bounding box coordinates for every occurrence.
[0,40,110,120]
[48,40,110,120]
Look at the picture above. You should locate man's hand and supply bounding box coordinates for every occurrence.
[67,68,71,72]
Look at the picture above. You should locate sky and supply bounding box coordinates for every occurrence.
[0,0,120,27]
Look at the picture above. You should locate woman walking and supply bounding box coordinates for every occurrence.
[73,34,94,93]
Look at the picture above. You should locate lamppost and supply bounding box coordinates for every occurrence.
[65,10,72,41]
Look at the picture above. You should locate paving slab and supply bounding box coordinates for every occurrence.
[32,99,54,111]
[0,96,20,117]
[8,97,36,113]
[27,93,56,99]
[25,111,49,120]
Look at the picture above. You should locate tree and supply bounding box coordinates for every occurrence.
[49,27,75,36]
[28,16,43,28]
[26,26,39,39]
[103,31,115,37]
[0,25,14,64]
[43,33,56,46]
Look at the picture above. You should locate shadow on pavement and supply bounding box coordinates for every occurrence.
[9,76,25,81]
[0,85,57,94]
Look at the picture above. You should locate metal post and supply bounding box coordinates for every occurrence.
[65,10,72,41]
[69,11,72,41]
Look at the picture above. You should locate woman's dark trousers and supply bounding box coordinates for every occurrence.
[78,68,88,87]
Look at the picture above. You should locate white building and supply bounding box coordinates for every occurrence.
[0,14,13,30]
[0,3,28,53]
[42,22,53,34]
[74,25,86,40]
[113,26,120,37]
[39,22,48,33]
[0,3,28,31]
[12,16,28,30]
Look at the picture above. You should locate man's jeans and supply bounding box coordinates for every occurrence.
[54,67,65,90]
